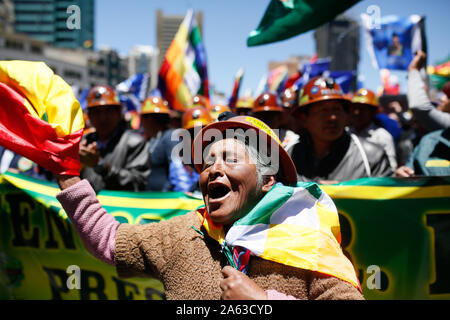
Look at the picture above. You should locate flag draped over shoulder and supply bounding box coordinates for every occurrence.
[197,182,361,291]
[247,0,360,47]
[158,9,209,111]
[0,61,84,175]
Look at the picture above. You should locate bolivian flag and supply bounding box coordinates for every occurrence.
[197,182,361,291]
[0,61,84,175]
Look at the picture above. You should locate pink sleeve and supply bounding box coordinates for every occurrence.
[266,289,299,300]
[56,179,119,266]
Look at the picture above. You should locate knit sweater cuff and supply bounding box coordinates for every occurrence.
[56,179,118,265]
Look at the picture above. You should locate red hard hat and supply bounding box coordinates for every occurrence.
[192,115,297,185]
[235,97,254,110]
[253,92,283,113]
[190,94,211,110]
[351,88,379,108]
[294,76,349,112]
[141,96,170,115]
[210,104,232,120]
[182,106,213,130]
[87,85,121,108]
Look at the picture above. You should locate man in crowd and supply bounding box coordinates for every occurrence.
[290,76,392,183]
[349,88,398,171]
[407,50,450,131]
[79,85,150,192]
[140,96,178,191]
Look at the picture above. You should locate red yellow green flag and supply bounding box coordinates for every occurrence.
[0,61,84,175]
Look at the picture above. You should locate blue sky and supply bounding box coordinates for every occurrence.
[96,0,450,97]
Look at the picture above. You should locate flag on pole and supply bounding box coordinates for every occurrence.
[158,9,210,111]
[267,65,289,94]
[116,73,150,112]
[247,0,360,47]
[294,58,331,88]
[228,68,244,109]
[117,73,150,101]
[254,73,269,98]
[361,14,427,71]
[427,57,450,90]
[329,71,355,93]
[0,61,84,175]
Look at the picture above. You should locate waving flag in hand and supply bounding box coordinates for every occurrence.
[0,61,84,176]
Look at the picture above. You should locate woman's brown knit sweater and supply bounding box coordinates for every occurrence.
[115,211,364,300]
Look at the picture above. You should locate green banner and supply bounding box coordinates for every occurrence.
[1,172,449,300]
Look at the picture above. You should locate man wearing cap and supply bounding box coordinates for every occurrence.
[54,114,363,300]
[80,85,150,192]
[350,88,398,171]
[140,96,178,191]
[291,77,392,183]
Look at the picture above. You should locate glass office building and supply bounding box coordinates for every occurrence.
[13,0,94,50]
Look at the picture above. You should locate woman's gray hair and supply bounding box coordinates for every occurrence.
[232,131,281,190]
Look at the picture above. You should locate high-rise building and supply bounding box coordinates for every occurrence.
[128,45,159,90]
[314,14,359,90]
[13,0,94,50]
[268,55,312,76]
[156,9,203,68]
[0,0,14,33]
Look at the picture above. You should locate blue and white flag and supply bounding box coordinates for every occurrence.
[77,88,89,111]
[294,58,331,88]
[116,73,150,112]
[116,73,150,101]
[361,14,426,71]
[119,93,142,112]
[329,71,355,93]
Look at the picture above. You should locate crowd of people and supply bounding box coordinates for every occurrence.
[1,50,449,300]
[3,52,448,191]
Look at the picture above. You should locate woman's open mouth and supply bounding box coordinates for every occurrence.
[207,182,231,202]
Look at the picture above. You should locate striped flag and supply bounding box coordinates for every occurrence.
[158,9,210,111]
[197,182,361,290]
[228,68,244,109]
[0,61,84,175]
[268,65,289,94]
[427,57,450,90]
